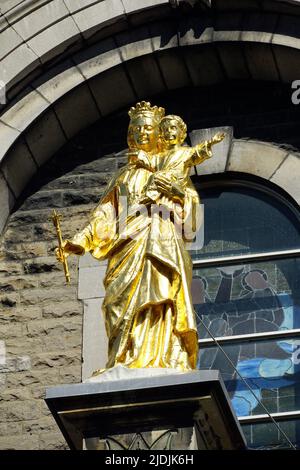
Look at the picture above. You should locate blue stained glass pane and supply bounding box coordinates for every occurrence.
[198,337,300,417]
[193,258,300,338]
[190,186,300,259]
[242,419,300,450]
[191,182,300,449]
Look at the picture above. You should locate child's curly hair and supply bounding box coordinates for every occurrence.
[159,115,187,144]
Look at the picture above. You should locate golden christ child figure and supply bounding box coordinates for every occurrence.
[55,102,224,376]
[129,114,225,206]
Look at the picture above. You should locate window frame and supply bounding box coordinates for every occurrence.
[192,175,300,445]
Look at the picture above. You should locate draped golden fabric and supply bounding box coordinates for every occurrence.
[58,103,225,374]
[69,155,201,372]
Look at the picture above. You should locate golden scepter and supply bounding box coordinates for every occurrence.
[51,210,71,284]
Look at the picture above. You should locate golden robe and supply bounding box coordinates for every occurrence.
[69,152,202,371]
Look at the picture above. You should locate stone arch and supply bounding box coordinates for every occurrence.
[1,0,300,232]
[2,0,300,450]
[190,131,300,207]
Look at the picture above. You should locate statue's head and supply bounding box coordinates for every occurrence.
[128,101,165,152]
[159,115,187,148]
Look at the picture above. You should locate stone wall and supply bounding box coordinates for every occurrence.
[0,82,300,449]
[0,118,126,450]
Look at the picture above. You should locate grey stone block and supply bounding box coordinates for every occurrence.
[216,43,250,80]
[270,153,300,204]
[89,65,136,116]
[0,121,20,164]
[45,369,246,450]
[82,298,108,380]
[122,0,169,14]
[24,109,67,167]
[38,431,68,450]
[0,171,15,235]
[156,50,191,90]
[272,44,300,83]
[272,32,300,53]
[184,47,225,86]
[244,43,279,81]
[13,0,69,41]
[72,0,125,39]
[73,38,121,80]
[0,0,25,15]
[228,140,289,180]
[0,434,39,450]
[212,29,241,43]
[0,88,48,132]
[116,26,153,61]
[54,83,100,139]
[126,55,166,98]
[179,17,213,46]
[0,43,40,90]
[149,21,178,51]
[2,0,51,21]
[78,266,106,300]
[27,17,79,64]
[0,14,7,33]
[240,11,277,43]
[79,253,107,269]
[0,19,23,61]
[64,0,104,14]
[4,400,41,422]
[124,1,171,28]
[33,59,85,104]
[190,127,233,175]
[1,140,37,198]
[0,355,31,373]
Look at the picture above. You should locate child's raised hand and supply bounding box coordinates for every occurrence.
[211,132,226,145]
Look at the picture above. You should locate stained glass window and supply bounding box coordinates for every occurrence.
[192,179,300,449]
[242,419,300,450]
[193,259,300,339]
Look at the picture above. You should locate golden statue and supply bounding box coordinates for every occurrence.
[55,102,225,373]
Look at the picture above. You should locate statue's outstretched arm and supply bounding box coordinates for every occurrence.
[189,132,226,167]
[56,196,117,263]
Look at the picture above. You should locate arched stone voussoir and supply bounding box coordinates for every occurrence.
[227,139,290,181]
[2,0,300,101]
[270,152,300,204]
[0,28,298,171]
[0,87,50,164]
[0,0,173,93]
[0,170,15,235]
[0,24,180,165]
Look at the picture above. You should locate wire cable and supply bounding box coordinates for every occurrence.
[197,316,297,450]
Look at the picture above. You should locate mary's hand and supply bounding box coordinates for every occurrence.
[55,240,84,262]
[153,173,185,203]
[55,245,67,263]
[153,173,173,196]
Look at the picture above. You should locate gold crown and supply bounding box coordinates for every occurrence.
[128,101,165,121]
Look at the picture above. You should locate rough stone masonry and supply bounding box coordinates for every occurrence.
[0,116,127,450]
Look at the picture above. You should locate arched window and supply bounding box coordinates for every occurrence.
[191,175,300,449]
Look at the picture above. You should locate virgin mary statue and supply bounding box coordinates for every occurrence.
[57,102,203,373]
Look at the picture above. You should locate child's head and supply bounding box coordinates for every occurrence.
[159,115,187,147]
